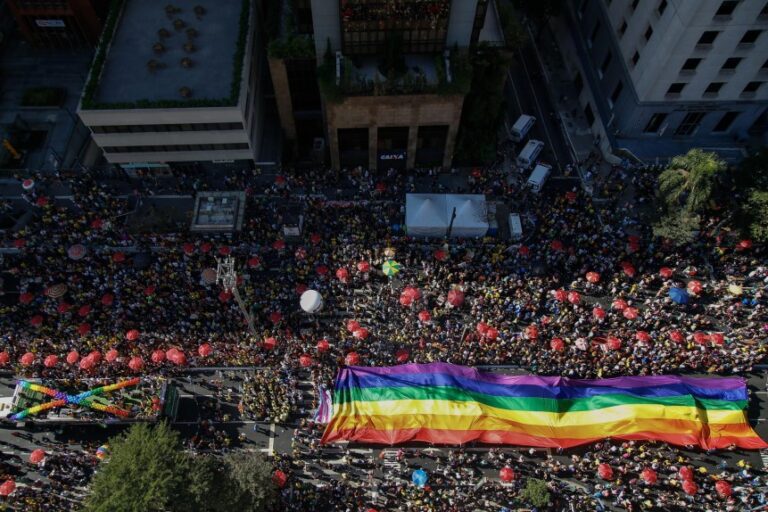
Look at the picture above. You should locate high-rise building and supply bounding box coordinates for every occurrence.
[77,0,266,170]
[6,0,109,48]
[268,0,505,170]
[556,0,767,160]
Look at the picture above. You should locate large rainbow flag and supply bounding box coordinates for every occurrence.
[321,363,767,449]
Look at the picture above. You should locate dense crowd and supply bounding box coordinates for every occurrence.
[0,165,766,510]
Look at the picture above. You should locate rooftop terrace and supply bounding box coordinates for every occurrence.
[86,0,248,108]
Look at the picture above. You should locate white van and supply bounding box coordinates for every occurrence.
[508,213,523,241]
[526,163,552,193]
[516,139,544,169]
[510,115,536,142]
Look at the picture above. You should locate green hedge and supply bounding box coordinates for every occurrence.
[82,0,250,110]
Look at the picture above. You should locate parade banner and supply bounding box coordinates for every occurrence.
[321,363,767,449]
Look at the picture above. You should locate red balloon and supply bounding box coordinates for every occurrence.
[715,480,732,497]
[687,280,703,295]
[592,306,606,319]
[101,293,114,306]
[418,310,431,322]
[353,328,369,340]
[0,479,16,497]
[395,349,409,363]
[597,463,613,480]
[346,320,361,332]
[446,289,465,307]
[151,350,166,364]
[499,466,516,482]
[198,344,213,357]
[682,480,698,495]
[336,267,349,282]
[678,466,694,481]
[125,329,140,341]
[550,338,565,351]
[553,289,568,302]
[105,349,118,363]
[0,352,9,365]
[299,354,313,367]
[567,291,581,304]
[43,355,58,368]
[669,330,685,343]
[622,307,639,320]
[263,337,277,350]
[20,352,35,366]
[128,357,144,372]
[29,449,46,464]
[641,468,657,485]
[659,267,673,279]
[607,336,622,351]
[345,352,360,365]
[357,261,370,272]
[316,339,330,352]
[66,351,80,364]
[586,272,600,283]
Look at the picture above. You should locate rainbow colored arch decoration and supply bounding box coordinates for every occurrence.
[8,378,140,421]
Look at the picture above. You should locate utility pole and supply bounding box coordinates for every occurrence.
[445,206,457,239]
[215,256,256,337]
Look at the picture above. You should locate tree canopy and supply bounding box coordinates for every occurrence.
[657,149,727,214]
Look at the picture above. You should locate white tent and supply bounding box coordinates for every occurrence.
[405,194,489,238]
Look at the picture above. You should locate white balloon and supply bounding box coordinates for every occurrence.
[300,290,323,313]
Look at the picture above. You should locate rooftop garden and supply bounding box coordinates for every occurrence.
[80,0,250,110]
[267,0,315,60]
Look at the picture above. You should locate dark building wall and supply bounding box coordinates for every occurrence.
[7,0,106,47]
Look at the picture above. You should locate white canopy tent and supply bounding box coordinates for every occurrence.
[405,194,489,238]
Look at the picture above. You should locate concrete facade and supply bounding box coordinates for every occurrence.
[326,94,465,170]
[558,0,767,160]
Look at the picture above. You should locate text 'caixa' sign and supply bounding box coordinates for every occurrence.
[379,151,406,161]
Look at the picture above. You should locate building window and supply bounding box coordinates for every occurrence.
[631,0,640,11]
[704,82,724,95]
[618,20,628,37]
[721,57,742,71]
[698,31,720,45]
[631,51,640,66]
[644,25,654,41]
[644,112,668,133]
[601,52,613,75]
[584,104,595,125]
[715,1,739,17]
[739,30,761,45]
[667,82,687,94]
[743,81,764,93]
[657,0,668,15]
[681,58,702,71]
[713,111,739,132]
[610,81,623,104]
[675,112,706,136]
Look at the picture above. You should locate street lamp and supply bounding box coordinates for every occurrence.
[215,256,256,337]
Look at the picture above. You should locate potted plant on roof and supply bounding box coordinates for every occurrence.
[186,27,198,39]
[179,86,192,98]
[153,42,165,54]
[180,57,193,68]
[173,18,186,30]
[194,5,206,19]
[146,60,164,73]
[158,28,171,39]
[183,42,196,53]
[165,4,181,17]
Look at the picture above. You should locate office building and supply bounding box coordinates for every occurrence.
[77,0,266,169]
[6,0,109,47]
[268,0,505,170]
[557,0,768,161]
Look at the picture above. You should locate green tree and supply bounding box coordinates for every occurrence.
[520,478,551,508]
[223,452,279,511]
[732,148,768,190]
[743,189,768,243]
[657,149,727,214]
[652,211,701,245]
[84,423,193,512]
[186,455,232,512]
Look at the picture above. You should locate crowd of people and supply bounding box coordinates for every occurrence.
[0,162,766,510]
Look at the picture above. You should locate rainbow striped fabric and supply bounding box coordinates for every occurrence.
[321,363,767,449]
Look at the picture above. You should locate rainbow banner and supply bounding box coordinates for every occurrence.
[321,363,767,449]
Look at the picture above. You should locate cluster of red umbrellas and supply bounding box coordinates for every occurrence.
[476,322,499,341]
[621,261,636,278]
[553,289,581,304]
[346,320,370,340]
[446,289,465,307]
[399,286,421,307]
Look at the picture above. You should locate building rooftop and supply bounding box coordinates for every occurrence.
[94,0,244,105]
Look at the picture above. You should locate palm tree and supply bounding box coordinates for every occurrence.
[657,149,726,213]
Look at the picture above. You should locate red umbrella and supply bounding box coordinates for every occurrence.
[399,293,413,307]
[682,480,698,495]
[125,329,140,341]
[499,466,516,482]
[375,182,386,193]
[641,468,657,485]
[679,466,694,481]
[524,324,538,340]
[693,332,709,344]
[345,352,360,365]
[104,349,119,363]
[565,191,577,203]
[89,350,102,364]
[710,332,724,346]
[550,338,565,351]
[0,479,16,496]
[310,233,322,245]
[353,328,369,339]
[403,287,421,300]
[0,352,9,365]
[263,337,277,350]
[607,336,622,350]
[316,265,330,276]
[299,354,313,367]
[43,355,58,368]
[346,320,361,332]
[737,239,752,250]
[586,272,600,284]
[151,350,166,364]
[669,330,685,343]
[567,291,581,304]
[77,323,91,336]
[518,245,530,257]
[418,310,431,322]
[273,469,288,488]
[316,339,330,352]
[57,302,71,314]
[66,351,80,364]
[172,352,187,366]
[144,285,156,296]
[198,344,212,357]
[659,267,673,279]
[597,463,613,480]
[395,349,409,363]
[715,480,732,497]
[101,293,114,306]
[128,356,144,372]
[550,240,564,251]
[592,306,606,319]
[248,256,261,268]
[269,311,283,324]
[553,289,568,302]
[199,242,212,253]
[622,263,636,278]
[275,175,286,186]
[30,314,43,327]
[635,331,651,343]
[20,352,35,366]
[29,449,46,464]
[19,292,34,304]
[485,327,499,341]
[447,289,465,307]
[433,249,448,261]
[218,246,231,256]
[612,298,628,310]
[13,238,26,248]
[218,290,232,303]
[79,356,95,370]
[357,261,370,272]
[622,307,638,320]
[182,243,195,255]
[112,252,126,263]
[295,283,308,295]
[476,322,489,335]
[272,239,286,251]
[335,267,349,282]
[78,305,91,317]
[687,280,703,295]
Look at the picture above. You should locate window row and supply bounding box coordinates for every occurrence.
[643,110,741,135]
[666,80,764,95]
[103,143,250,154]
[91,122,244,134]
[682,54,768,73]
